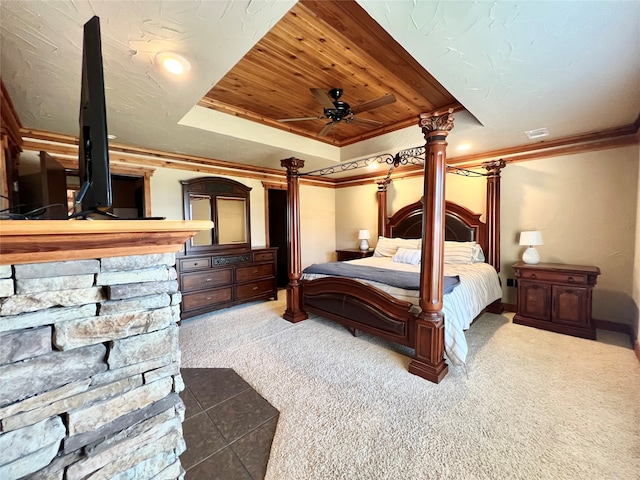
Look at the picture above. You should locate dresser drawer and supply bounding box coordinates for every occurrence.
[236,279,275,300]
[181,268,232,292]
[254,251,275,262]
[178,257,211,271]
[236,263,274,283]
[182,287,233,311]
[519,270,587,285]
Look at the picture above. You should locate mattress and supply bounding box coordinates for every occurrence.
[301,256,503,366]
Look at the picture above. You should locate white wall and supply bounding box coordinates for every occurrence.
[502,146,638,323]
[335,144,640,326]
[300,184,336,267]
[632,147,640,344]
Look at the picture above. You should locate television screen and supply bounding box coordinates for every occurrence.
[75,15,112,216]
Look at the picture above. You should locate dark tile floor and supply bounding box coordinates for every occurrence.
[180,368,279,480]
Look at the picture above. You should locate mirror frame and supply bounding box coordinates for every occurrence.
[181,176,252,254]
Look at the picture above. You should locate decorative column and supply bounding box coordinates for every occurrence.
[280,157,308,323]
[408,109,454,383]
[482,159,506,272]
[376,179,390,238]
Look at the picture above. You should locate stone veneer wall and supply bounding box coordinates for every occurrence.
[0,253,186,479]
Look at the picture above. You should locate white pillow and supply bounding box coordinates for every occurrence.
[444,241,477,264]
[392,247,421,266]
[373,237,421,257]
[472,243,485,263]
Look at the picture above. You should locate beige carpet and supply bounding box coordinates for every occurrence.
[179,296,640,480]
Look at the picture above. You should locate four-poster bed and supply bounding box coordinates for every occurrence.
[281,110,506,383]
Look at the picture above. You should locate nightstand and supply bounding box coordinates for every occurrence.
[512,262,600,339]
[336,248,374,261]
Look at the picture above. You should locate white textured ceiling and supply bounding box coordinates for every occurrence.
[1,1,638,174]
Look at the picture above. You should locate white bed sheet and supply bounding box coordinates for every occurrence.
[301,257,503,366]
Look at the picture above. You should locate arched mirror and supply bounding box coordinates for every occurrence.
[181,177,251,254]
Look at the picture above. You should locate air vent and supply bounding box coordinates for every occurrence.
[525,128,549,140]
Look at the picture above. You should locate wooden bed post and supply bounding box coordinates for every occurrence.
[376,179,390,238]
[409,109,454,383]
[281,157,308,323]
[482,159,506,273]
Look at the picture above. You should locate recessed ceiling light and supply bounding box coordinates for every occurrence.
[525,128,549,140]
[156,52,191,75]
[457,144,471,151]
[107,134,116,140]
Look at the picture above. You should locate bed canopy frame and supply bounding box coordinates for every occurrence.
[280,109,506,383]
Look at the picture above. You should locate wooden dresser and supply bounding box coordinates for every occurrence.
[513,262,600,339]
[177,247,278,320]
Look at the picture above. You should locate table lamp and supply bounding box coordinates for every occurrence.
[358,229,370,251]
[519,230,543,264]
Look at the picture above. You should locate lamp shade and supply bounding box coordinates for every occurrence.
[519,231,543,246]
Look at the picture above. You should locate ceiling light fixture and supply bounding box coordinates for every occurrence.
[107,134,116,140]
[457,144,471,151]
[156,52,191,75]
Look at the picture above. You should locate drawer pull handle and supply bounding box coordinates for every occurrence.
[206,296,212,300]
[252,269,258,274]
[205,278,212,282]
[252,286,259,291]
[567,276,574,283]
[530,273,537,279]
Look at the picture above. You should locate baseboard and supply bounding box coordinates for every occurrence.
[502,303,516,313]
[592,318,632,335]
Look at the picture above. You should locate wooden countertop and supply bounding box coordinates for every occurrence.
[0,220,213,265]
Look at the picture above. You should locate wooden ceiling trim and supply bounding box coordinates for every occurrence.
[19,128,337,188]
[197,96,330,144]
[201,0,462,145]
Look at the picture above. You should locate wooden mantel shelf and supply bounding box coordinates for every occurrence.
[0,220,213,265]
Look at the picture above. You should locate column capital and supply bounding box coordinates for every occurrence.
[280,157,305,173]
[419,108,454,140]
[482,159,507,176]
[376,178,391,192]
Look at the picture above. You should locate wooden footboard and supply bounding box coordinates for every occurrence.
[301,277,417,347]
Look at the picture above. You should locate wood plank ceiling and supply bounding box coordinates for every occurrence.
[198,0,464,147]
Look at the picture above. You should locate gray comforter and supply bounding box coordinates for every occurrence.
[303,262,460,293]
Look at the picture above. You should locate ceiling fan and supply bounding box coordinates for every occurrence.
[278,88,396,137]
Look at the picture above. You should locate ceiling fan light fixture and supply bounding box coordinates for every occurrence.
[278,87,397,137]
[156,52,191,75]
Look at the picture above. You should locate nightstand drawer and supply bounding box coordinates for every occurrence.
[336,249,374,261]
[519,270,587,285]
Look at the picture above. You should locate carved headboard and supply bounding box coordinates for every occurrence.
[385,199,489,261]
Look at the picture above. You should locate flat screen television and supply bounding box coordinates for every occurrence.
[74,15,112,217]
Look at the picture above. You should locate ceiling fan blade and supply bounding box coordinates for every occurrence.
[278,116,325,122]
[350,93,396,114]
[350,117,382,127]
[310,88,336,109]
[317,121,335,137]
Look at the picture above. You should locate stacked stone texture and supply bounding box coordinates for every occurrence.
[0,253,186,480]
